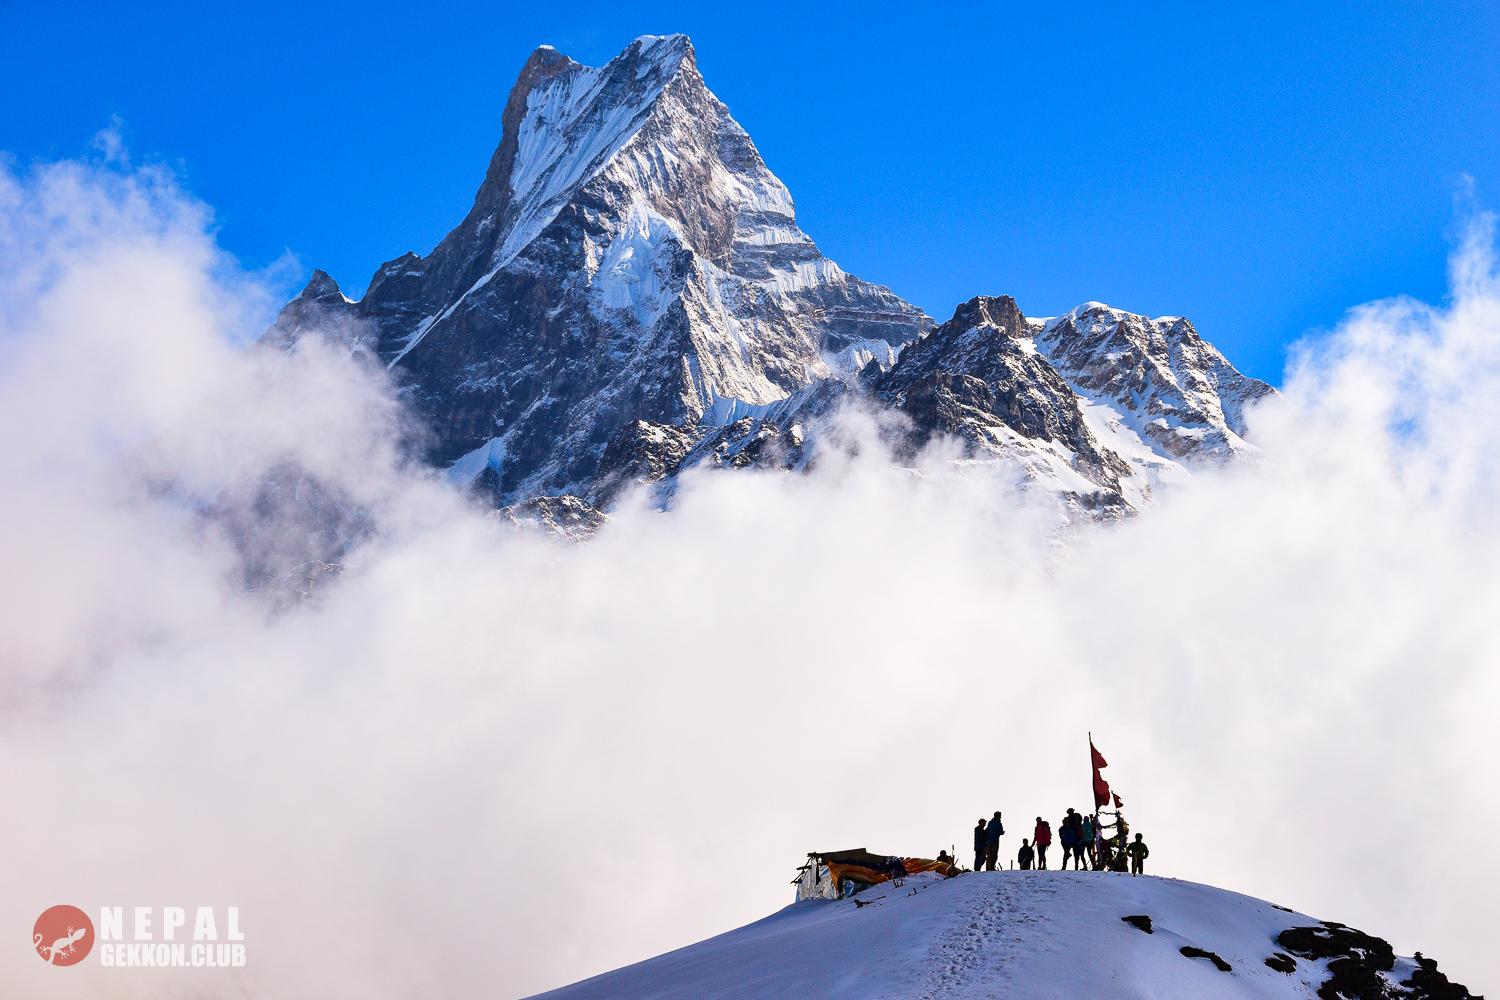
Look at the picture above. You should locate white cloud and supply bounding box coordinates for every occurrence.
[0,154,1496,997]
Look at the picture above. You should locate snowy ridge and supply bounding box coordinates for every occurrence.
[1035,302,1273,464]
[531,873,1476,999]
[501,35,693,267]
[870,295,1136,513]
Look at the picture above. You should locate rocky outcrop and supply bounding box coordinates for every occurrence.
[589,420,703,507]
[1035,302,1273,463]
[1179,945,1233,972]
[874,295,1133,506]
[497,495,608,541]
[1276,922,1479,1000]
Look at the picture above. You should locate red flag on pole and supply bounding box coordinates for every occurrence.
[1090,738,1111,809]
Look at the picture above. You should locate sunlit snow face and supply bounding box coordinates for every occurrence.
[1,150,1498,998]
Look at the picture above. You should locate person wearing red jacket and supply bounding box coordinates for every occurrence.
[1033,817,1053,870]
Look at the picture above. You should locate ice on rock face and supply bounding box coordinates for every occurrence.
[594,202,679,328]
[446,437,508,487]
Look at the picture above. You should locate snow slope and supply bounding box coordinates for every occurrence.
[531,871,1468,999]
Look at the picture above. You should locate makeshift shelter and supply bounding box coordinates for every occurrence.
[794,848,959,901]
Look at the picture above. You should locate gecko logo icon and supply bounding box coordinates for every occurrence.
[33,905,94,966]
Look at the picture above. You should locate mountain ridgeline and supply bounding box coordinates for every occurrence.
[268,34,1273,523]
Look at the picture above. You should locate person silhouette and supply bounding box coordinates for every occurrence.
[1033,816,1052,869]
[984,811,1004,871]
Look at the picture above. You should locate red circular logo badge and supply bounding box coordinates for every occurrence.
[33,905,94,966]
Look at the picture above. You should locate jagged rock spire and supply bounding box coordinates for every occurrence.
[268,33,929,503]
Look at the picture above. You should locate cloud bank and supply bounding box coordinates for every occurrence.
[1,152,1496,997]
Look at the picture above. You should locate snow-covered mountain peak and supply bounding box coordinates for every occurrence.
[624,33,695,67]
[267,35,929,504]
[263,268,357,349]
[944,294,1030,339]
[1035,301,1275,463]
[301,268,342,298]
[1064,299,1126,320]
[479,35,699,268]
[266,36,1267,521]
[872,296,1136,507]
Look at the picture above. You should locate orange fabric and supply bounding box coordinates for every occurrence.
[823,862,892,890]
[902,858,959,878]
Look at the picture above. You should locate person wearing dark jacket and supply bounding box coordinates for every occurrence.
[1033,817,1052,869]
[1127,833,1150,876]
[1059,809,1080,870]
[1017,839,1035,870]
[984,811,1004,871]
[973,819,987,871]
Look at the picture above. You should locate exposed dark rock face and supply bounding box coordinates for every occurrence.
[1279,923,1398,972]
[1179,945,1233,972]
[1121,914,1153,934]
[262,269,364,351]
[1402,954,1478,1000]
[497,495,607,541]
[680,378,849,476]
[874,295,1132,502]
[1276,923,1480,1000]
[589,419,704,506]
[586,375,857,507]
[1265,952,1298,973]
[1321,957,1402,999]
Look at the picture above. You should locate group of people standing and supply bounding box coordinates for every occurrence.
[972,807,1150,876]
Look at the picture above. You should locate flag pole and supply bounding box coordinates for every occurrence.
[1088,730,1095,869]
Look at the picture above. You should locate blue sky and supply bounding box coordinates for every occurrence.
[6,1,1498,383]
